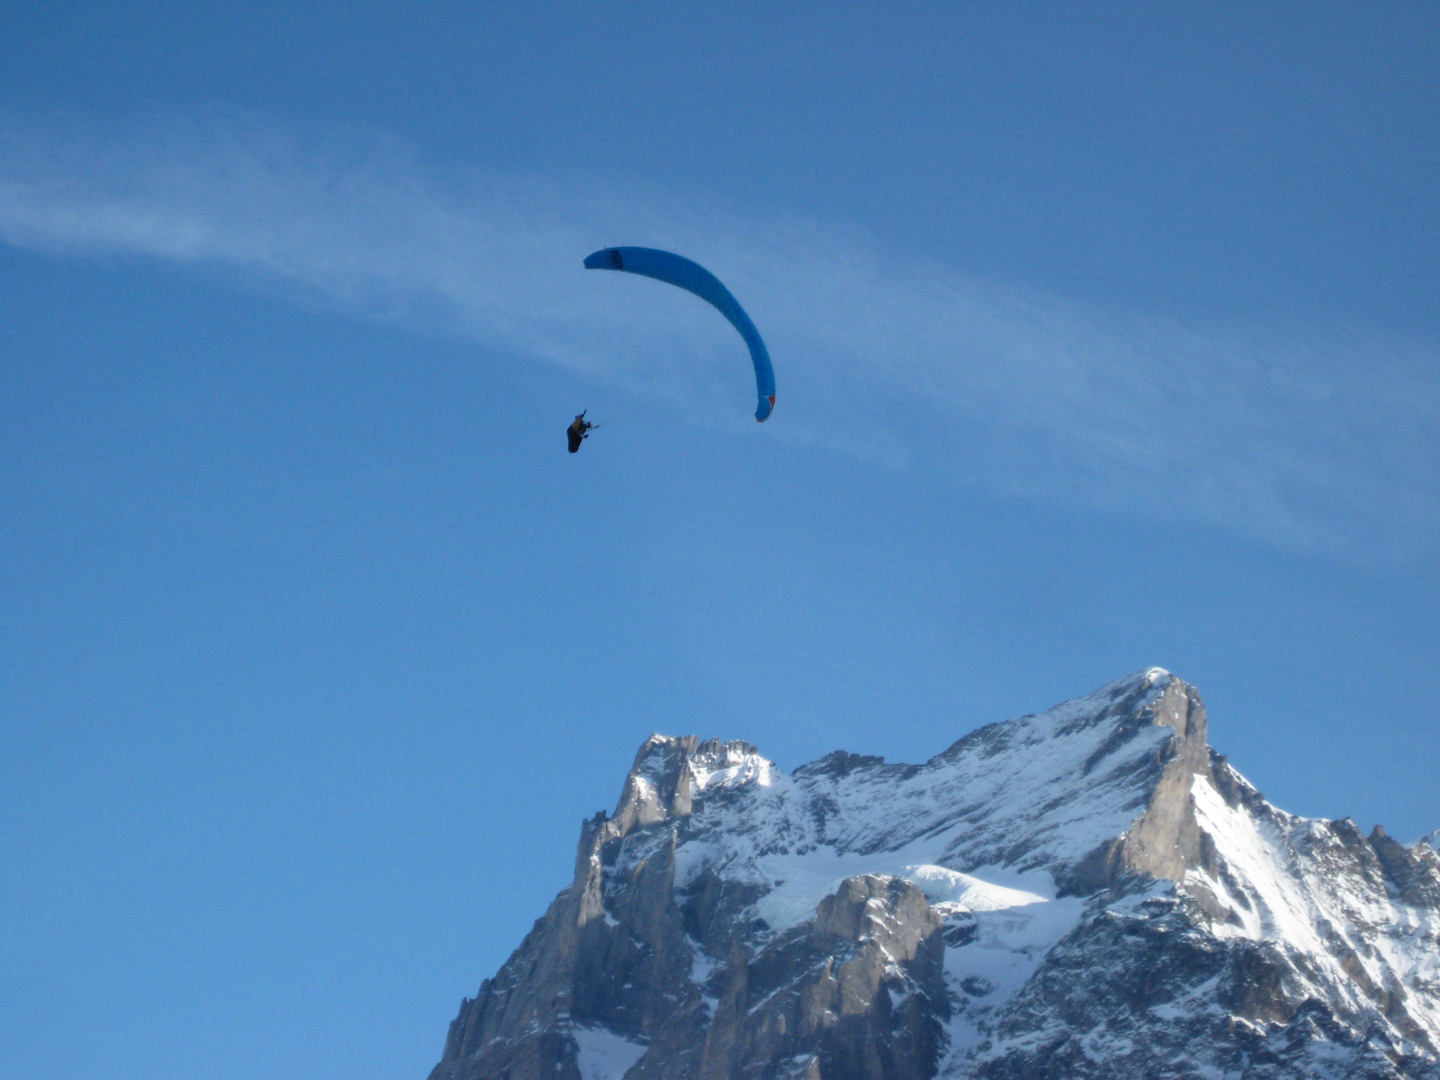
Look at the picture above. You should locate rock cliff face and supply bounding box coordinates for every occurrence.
[428,670,1440,1080]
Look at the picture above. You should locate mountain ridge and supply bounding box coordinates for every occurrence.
[430,669,1440,1080]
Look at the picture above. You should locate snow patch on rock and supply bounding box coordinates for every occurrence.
[573,1026,646,1080]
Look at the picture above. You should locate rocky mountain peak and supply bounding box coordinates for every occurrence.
[610,735,772,835]
[431,671,1440,1080]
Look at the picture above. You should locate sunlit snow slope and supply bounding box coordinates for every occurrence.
[430,670,1440,1080]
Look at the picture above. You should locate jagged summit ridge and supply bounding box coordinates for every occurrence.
[617,669,1211,906]
[430,670,1440,1080]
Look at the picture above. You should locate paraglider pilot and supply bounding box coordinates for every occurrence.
[567,411,593,453]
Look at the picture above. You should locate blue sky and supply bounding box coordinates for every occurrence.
[2,5,1437,1079]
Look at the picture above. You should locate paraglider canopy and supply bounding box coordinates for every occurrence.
[583,247,776,422]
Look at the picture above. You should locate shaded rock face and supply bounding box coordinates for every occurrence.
[428,671,1440,1080]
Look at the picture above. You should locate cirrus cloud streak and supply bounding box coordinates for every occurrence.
[2,111,1435,565]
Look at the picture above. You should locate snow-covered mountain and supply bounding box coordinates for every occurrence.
[428,670,1440,1080]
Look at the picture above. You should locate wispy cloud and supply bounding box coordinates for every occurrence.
[2,111,1435,565]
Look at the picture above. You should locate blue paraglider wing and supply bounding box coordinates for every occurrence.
[583,247,775,422]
